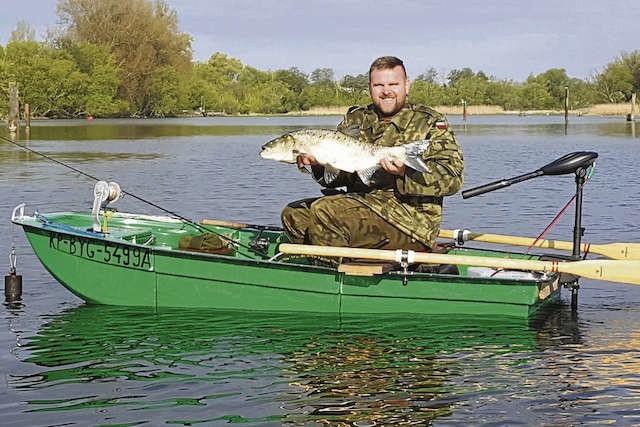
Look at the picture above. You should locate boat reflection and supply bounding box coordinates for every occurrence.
[9,304,580,425]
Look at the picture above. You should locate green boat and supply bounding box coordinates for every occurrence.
[11,203,564,317]
[13,151,630,318]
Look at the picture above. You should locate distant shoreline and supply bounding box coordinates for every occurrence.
[3,103,635,122]
[291,103,637,117]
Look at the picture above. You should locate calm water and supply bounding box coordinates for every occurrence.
[1,115,639,426]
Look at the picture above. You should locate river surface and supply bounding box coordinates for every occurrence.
[1,115,639,426]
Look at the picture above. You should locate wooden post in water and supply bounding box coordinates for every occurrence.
[24,103,31,129]
[462,99,467,121]
[8,82,19,134]
[564,86,569,124]
[631,93,637,137]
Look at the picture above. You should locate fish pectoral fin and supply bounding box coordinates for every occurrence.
[323,166,341,183]
[356,166,380,185]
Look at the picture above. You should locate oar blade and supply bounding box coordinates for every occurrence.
[560,259,640,285]
[601,243,640,261]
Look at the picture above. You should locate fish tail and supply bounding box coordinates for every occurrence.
[403,140,431,173]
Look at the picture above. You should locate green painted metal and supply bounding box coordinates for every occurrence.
[12,210,561,317]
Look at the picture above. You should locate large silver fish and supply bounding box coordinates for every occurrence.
[260,129,430,185]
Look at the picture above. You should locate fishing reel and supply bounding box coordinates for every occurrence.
[92,181,122,233]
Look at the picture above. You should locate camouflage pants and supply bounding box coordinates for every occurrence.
[281,194,429,251]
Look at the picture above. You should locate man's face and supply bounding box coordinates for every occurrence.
[369,65,410,118]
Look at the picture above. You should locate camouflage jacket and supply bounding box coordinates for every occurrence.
[311,103,464,247]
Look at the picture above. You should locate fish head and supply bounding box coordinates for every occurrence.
[260,133,301,163]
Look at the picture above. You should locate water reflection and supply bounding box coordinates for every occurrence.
[450,118,639,139]
[9,116,342,141]
[3,115,640,425]
[6,305,583,425]
[2,115,637,142]
[1,148,160,164]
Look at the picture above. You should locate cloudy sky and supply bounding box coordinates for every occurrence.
[1,0,637,82]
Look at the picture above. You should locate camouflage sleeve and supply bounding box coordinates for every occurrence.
[396,115,464,197]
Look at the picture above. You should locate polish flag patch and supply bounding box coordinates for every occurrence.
[436,121,447,130]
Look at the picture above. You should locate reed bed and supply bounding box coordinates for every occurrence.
[295,103,636,117]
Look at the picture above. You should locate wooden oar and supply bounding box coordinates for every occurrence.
[439,229,640,261]
[278,243,640,285]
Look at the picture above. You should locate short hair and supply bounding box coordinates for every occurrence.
[369,56,407,81]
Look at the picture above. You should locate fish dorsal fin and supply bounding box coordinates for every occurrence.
[356,165,380,186]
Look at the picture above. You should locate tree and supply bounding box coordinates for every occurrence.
[145,66,186,117]
[273,67,308,94]
[56,0,192,116]
[535,68,570,107]
[340,73,368,93]
[415,67,441,84]
[338,73,369,106]
[590,51,640,103]
[206,52,243,82]
[63,42,123,116]
[447,68,477,86]
[2,40,122,118]
[520,75,555,109]
[4,41,80,117]
[593,62,634,102]
[243,81,293,114]
[485,79,521,110]
[9,21,36,42]
[273,67,309,110]
[619,50,640,93]
[567,77,598,108]
[310,68,335,86]
[187,54,245,115]
[409,80,450,106]
[451,76,491,105]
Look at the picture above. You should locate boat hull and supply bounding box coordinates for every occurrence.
[16,212,561,318]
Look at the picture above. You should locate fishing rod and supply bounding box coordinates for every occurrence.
[3,134,268,258]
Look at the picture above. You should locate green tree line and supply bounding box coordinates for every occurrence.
[1,0,639,119]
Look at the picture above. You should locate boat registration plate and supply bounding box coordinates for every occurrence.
[49,231,152,270]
